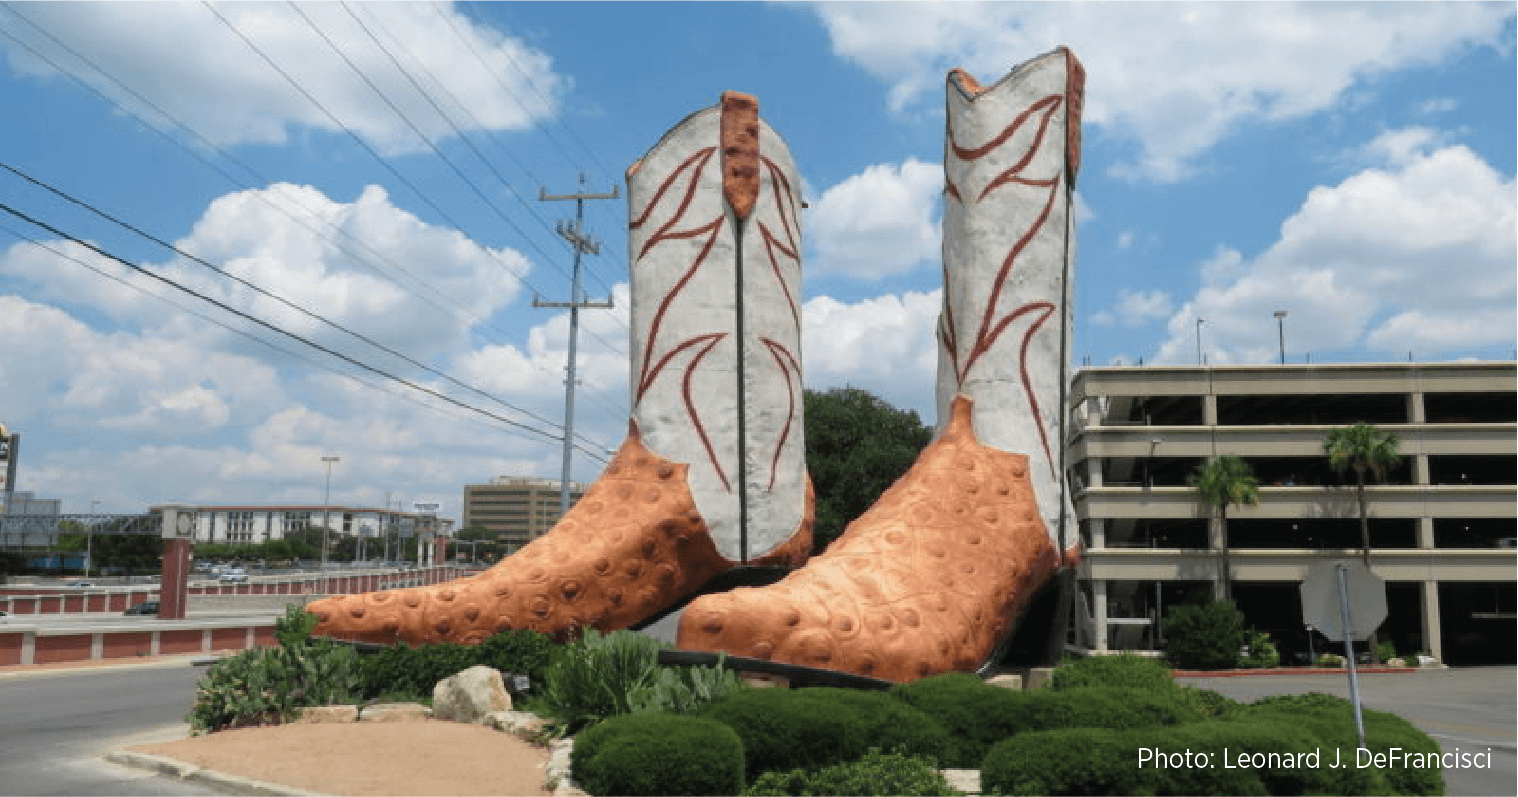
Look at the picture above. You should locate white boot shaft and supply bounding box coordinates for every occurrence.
[626,92,807,563]
[937,47,1084,545]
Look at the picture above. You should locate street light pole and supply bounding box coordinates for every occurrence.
[1274,310,1288,365]
[321,455,339,595]
[86,498,98,578]
[1195,317,1205,365]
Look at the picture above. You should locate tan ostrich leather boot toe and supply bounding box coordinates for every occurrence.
[310,91,812,646]
[678,47,1084,682]
[679,394,1077,682]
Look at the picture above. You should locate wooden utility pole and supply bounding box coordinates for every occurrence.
[535,175,617,514]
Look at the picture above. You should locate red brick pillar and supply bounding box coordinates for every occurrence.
[160,537,191,620]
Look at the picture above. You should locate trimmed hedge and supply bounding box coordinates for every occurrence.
[888,673,1203,767]
[571,713,745,796]
[1165,600,1246,670]
[700,686,952,779]
[356,629,556,701]
[1050,653,1176,691]
[981,721,1389,796]
[742,748,961,796]
[1241,693,1444,796]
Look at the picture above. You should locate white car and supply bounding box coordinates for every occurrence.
[217,572,249,583]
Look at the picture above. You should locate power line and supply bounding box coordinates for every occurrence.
[0,160,611,455]
[343,0,621,303]
[430,0,631,296]
[0,6,629,424]
[0,199,610,462]
[0,1,629,423]
[0,219,554,449]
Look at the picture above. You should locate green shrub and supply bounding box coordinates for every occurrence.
[1240,629,1280,669]
[702,686,951,779]
[980,720,1391,796]
[473,628,558,687]
[743,748,961,796]
[571,713,745,796]
[1242,693,1444,795]
[1314,653,1344,667]
[1377,638,1398,664]
[1175,685,1243,719]
[889,674,1202,768]
[529,629,665,733]
[1164,600,1245,670]
[627,654,750,716]
[1050,653,1176,690]
[358,641,476,700]
[187,638,361,733]
[275,604,320,648]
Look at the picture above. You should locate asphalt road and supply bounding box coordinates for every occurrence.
[0,662,219,796]
[1187,667,1517,797]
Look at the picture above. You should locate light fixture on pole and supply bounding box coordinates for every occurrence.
[1274,310,1288,365]
[320,455,339,595]
[1195,317,1206,365]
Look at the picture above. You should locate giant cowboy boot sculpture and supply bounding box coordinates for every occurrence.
[678,47,1084,683]
[309,92,812,645]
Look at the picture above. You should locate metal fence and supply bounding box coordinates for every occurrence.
[0,513,158,552]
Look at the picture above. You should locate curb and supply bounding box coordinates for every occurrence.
[1172,667,1425,677]
[104,750,329,796]
[0,653,223,681]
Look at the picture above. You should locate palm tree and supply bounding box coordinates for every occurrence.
[1324,422,1402,565]
[1325,422,1401,664]
[1189,455,1260,604]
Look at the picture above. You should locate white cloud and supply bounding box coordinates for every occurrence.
[0,184,629,520]
[1151,134,1516,364]
[0,2,565,155]
[1107,289,1174,328]
[801,290,942,419]
[1419,97,1459,115]
[1350,127,1451,168]
[1115,230,1135,251]
[808,159,943,278]
[810,2,1513,181]
[1,182,530,364]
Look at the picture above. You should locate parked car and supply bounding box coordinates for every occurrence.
[67,581,95,588]
[124,601,159,616]
[217,572,249,583]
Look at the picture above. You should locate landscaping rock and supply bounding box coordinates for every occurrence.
[544,737,575,792]
[985,673,1023,690]
[488,710,548,737]
[432,665,512,724]
[297,705,358,723]
[358,702,432,722]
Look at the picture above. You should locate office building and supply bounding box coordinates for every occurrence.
[463,477,588,553]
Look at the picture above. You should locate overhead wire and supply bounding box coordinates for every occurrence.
[0,199,610,463]
[426,1,630,305]
[342,0,622,303]
[0,160,612,455]
[0,219,568,452]
[0,3,628,428]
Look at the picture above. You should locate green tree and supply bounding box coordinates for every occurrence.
[803,388,933,554]
[1324,422,1401,565]
[1324,421,1401,664]
[1188,455,1259,604]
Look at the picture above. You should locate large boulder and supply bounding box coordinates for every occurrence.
[432,665,513,724]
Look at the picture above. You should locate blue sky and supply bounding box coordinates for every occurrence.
[0,1,1513,521]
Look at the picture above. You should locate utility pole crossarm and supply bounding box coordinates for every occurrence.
[532,297,615,309]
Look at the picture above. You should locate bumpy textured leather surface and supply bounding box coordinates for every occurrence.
[308,422,812,645]
[677,395,1063,683]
